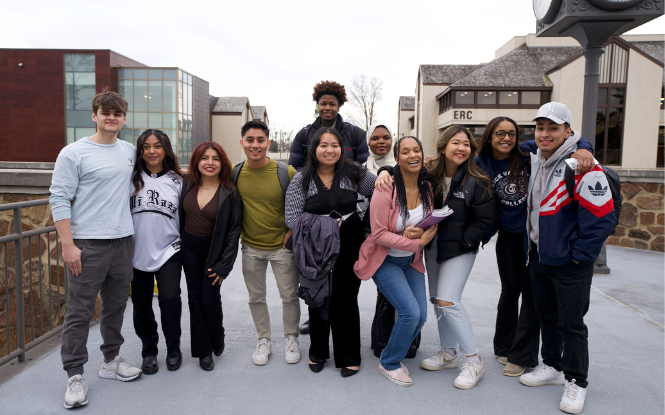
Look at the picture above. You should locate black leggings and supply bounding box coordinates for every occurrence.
[131,251,183,358]
[493,230,540,367]
[181,231,225,358]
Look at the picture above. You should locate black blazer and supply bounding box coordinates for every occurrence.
[178,178,243,279]
[433,163,497,262]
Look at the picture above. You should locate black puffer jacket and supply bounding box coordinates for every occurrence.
[433,163,497,263]
[288,114,368,170]
[179,178,243,279]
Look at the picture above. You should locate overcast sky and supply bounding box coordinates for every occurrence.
[3,1,663,135]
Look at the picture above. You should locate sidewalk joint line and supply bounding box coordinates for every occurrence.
[591,285,664,329]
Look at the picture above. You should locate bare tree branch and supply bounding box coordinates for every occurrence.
[343,74,383,132]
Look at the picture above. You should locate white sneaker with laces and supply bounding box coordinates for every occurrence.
[99,356,142,381]
[420,350,458,370]
[560,379,587,414]
[253,338,272,365]
[519,363,565,387]
[285,336,300,364]
[64,375,88,409]
[453,356,484,390]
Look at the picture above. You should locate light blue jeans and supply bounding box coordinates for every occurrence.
[425,239,479,356]
[372,255,427,370]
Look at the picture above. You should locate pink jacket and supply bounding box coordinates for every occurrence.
[353,186,433,280]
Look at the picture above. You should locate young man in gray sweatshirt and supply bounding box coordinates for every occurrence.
[50,91,142,409]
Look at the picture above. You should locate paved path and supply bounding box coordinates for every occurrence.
[0,240,663,414]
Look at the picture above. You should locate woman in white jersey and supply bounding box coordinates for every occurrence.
[129,129,184,374]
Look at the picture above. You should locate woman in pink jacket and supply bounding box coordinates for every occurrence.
[354,136,437,387]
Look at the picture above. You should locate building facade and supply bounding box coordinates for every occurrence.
[404,34,664,169]
[0,49,210,165]
[397,96,415,139]
[210,96,254,163]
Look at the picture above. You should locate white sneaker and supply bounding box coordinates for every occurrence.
[420,350,458,370]
[253,338,272,365]
[453,357,484,390]
[98,356,142,381]
[560,379,587,414]
[285,336,301,364]
[519,363,565,387]
[64,375,88,409]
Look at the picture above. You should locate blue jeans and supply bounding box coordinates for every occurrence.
[372,255,427,370]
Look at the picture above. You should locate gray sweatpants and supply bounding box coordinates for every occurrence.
[61,237,134,377]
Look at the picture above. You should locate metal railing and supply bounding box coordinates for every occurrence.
[0,199,65,366]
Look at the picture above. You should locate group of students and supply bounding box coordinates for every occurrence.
[49,80,615,414]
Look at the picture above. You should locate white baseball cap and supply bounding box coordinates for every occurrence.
[532,102,572,125]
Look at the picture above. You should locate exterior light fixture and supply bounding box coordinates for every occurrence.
[18,63,23,66]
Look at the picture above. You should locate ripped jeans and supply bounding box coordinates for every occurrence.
[425,239,479,356]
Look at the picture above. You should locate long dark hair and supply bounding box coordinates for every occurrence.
[428,125,492,198]
[187,141,234,190]
[392,136,433,229]
[132,129,182,195]
[300,127,366,193]
[477,116,527,185]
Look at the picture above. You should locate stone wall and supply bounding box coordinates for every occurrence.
[608,181,664,252]
[0,193,101,360]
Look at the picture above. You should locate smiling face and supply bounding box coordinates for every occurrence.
[535,118,571,158]
[240,127,270,163]
[369,126,392,156]
[92,107,126,136]
[318,95,339,123]
[315,132,342,167]
[491,120,517,160]
[141,135,166,173]
[396,137,422,175]
[443,131,471,169]
[198,148,222,178]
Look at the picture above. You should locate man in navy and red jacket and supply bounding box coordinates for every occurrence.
[519,102,615,415]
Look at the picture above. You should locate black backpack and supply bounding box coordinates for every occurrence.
[299,123,359,160]
[231,160,290,196]
[564,163,622,235]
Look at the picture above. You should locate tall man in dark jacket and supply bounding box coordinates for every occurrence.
[289,80,369,334]
[519,102,615,415]
[288,80,369,170]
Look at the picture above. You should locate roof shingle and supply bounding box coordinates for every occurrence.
[420,65,480,84]
[212,97,249,113]
[399,96,415,110]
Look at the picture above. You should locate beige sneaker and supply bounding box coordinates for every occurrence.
[379,364,412,387]
[497,356,508,365]
[502,362,525,377]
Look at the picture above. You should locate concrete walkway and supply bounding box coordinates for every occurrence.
[0,240,662,415]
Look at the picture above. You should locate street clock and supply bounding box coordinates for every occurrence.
[533,0,562,23]
[587,0,645,10]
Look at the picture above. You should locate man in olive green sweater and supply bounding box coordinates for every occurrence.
[233,120,300,366]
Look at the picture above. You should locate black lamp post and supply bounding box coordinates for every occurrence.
[533,0,663,273]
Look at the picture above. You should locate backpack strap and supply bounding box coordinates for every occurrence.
[564,165,576,199]
[300,125,313,151]
[231,160,245,185]
[462,176,475,207]
[345,123,358,160]
[276,161,290,196]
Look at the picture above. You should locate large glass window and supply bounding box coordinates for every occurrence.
[477,91,495,105]
[521,91,541,105]
[499,91,518,105]
[64,53,96,144]
[596,86,625,165]
[658,127,664,168]
[455,91,473,105]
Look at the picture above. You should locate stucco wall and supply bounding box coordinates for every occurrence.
[211,115,244,164]
[419,84,448,156]
[621,50,663,169]
[553,58,585,133]
[398,110,414,139]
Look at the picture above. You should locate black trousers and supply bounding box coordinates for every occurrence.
[493,230,540,367]
[529,246,594,388]
[131,252,183,358]
[309,221,363,368]
[181,231,225,358]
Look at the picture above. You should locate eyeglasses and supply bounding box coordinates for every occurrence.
[493,130,517,139]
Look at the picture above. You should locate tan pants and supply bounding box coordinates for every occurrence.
[241,244,301,339]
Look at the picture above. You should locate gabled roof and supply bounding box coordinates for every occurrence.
[250,106,266,120]
[450,44,581,88]
[630,41,664,84]
[399,96,415,110]
[420,65,480,84]
[209,95,218,112]
[212,97,249,113]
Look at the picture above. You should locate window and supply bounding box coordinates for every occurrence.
[521,91,541,105]
[477,91,495,105]
[658,127,664,168]
[455,91,473,105]
[596,87,625,165]
[409,116,414,130]
[499,91,518,105]
[64,54,96,144]
[439,92,452,114]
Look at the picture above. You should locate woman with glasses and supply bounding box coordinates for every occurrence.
[476,117,594,378]
[129,129,185,374]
